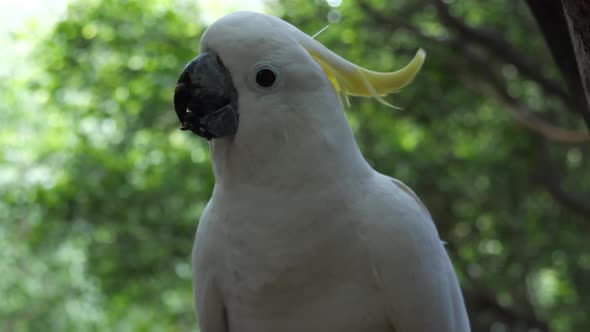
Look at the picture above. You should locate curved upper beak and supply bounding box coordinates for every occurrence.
[173,51,239,140]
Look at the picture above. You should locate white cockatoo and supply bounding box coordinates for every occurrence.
[173,11,470,332]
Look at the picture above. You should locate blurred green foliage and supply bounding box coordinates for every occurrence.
[1,0,589,331]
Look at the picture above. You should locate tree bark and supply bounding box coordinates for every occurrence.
[561,0,590,127]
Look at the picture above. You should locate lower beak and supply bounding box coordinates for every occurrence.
[173,51,239,140]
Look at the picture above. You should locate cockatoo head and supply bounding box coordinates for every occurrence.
[173,11,425,142]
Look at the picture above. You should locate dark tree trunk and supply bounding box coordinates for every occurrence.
[525,0,590,130]
[562,0,590,125]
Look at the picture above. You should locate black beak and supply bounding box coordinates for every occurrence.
[174,51,239,140]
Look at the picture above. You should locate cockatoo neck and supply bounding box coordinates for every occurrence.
[209,102,372,190]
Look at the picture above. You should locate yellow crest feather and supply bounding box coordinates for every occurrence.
[301,36,425,107]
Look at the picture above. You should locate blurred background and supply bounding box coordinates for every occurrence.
[1,0,589,331]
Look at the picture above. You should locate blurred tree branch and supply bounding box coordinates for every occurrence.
[449,37,590,144]
[430,0,570,106]
[419,1,590,216]
[536,140,590,218]
[420,1,590,215]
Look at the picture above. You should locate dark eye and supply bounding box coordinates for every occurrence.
[255,68,277,87]
[250,62,281,91]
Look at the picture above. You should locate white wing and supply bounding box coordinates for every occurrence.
[366,176,470,332]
